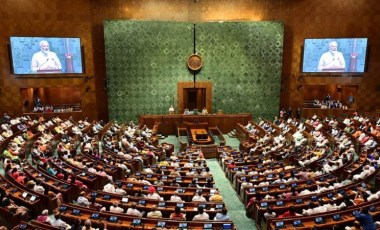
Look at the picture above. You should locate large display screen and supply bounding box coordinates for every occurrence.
[10,37,83,75]
[302,38,368,74]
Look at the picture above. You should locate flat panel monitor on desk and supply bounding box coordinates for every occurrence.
[109,216,118,223]
[179,222,188,229]
[222,223,233,229]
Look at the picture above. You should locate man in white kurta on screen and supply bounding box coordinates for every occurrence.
[31,40,62,73]
[317,41,345,71]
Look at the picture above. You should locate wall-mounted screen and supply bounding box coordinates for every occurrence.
[10,37,83,75]
[302,38,368,74]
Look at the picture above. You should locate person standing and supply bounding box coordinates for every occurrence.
[355,208,376,230]
[296,108,302,119]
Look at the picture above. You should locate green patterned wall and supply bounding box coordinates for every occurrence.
[104,21,283,122]
[196,22,283,119]
[104,21,194,122]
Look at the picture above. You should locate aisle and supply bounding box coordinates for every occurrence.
[207,159,257,230]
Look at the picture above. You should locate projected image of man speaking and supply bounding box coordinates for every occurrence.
[31,40,62,73]
[317,41,345,72]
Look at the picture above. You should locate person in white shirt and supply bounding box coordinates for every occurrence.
[51,213,71,230]
[103,181,116,193]
[343,118,352,126]
[353,165,374,180]
[147,205,162,218]
[33,182,45,194]
[316,183,330,193]
[263,206,277,219]
[31,40,62,73]
[139,177,152,185]
[146,186,161,200]
[170,192,184,202]
[364,137,377,150]
[322,161,338,173]
[192,191,207,202]
[240,179,253,193]
[88,164,98,174]
[366,188,380,201]
[110,202,124,213]
[303,200,326,216]
[115,184,127,195]
[193,206,209,221]
[272,174,286,184]
[183,161,194,168]
[143,166,154,174]
[126,203,143,217]
[170,161,180,168]
[76,191,90,207]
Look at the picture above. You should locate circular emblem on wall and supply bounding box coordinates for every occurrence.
[187,54,203,71]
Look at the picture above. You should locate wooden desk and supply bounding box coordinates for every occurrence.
[139,113,252,135]
[59,203,234,230]
[267,200,380,230]
[88,190,225,221]
[191,129,213,145]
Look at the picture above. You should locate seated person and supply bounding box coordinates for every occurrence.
[278,206,301,218]
[115,184,127,196]
[209,190,223,202]
[37,209,51,224]
[168,105,175,114]
[147,205,162,218]
[193,206,209,221]
[110,202,124,214]
[170,206,186,220]
[51,212,71,230]
[76,191,90,207]
[201,107,208,115]
[1,196,30,220]
[103,180,116,193]
[214,208,231,221]
[170,192,184,202]
[192,191,207,202]
[146,186,161,200]
[126,202,143,217]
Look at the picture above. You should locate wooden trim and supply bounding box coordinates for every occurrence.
[177,81,212,114]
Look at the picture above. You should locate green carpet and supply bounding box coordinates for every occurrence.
[207,159,257,230]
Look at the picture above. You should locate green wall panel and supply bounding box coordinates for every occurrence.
[104,20,194,122]
[196,21,283,119]
[104,21,283,122]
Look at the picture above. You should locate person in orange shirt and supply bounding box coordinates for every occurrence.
[170,206,186,220]
[38,143,47,154]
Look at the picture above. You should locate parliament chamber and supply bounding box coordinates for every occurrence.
[1,1,380,230]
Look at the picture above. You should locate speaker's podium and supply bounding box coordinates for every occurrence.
[321,68,345,72]
[37,69,62,73]
[195,132,208,140]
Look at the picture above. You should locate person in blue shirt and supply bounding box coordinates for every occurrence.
[214,208,231,221]
[355,207,376,230]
